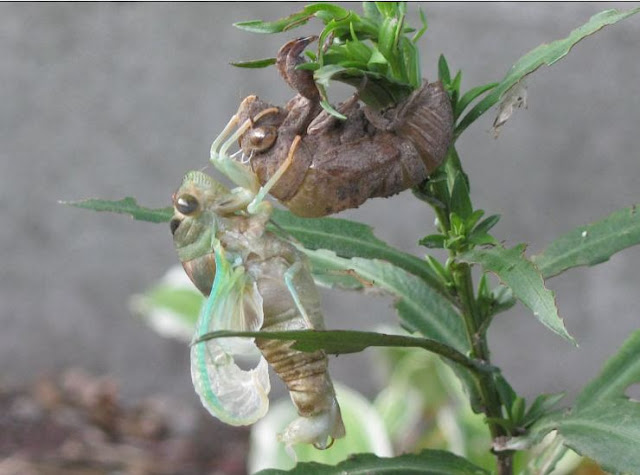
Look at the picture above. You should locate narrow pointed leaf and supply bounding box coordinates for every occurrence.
[472,214,501,236]
[438,54,451,85]
[62,197,172,223]
[234,13,312,34]
[459,244,574,344]
[456,8,640,137]
[575,329,640,408]
[504,330,640,469]
[533,204,640,279]
[302,249,468,352]
[449,171,473,220]
[230,57,277,68]
[234,5,351,34]
[270,209,448,297]
[454,82,499,119]
[412,8,428,44]
[362,2,382,23]
[256,449,490,474]
[197,329,491,374]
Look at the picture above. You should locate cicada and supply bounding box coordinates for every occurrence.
[170,169,345,449]
[209,37,455,217]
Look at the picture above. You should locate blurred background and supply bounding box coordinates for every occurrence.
[1,3,639,473]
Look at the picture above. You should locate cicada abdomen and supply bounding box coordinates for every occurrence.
[248,252,345,448]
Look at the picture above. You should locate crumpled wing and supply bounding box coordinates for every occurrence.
[190,244,270,426]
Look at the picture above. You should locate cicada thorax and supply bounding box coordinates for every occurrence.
[236,81,454,217]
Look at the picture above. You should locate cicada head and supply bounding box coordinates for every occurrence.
[171,171,229,294]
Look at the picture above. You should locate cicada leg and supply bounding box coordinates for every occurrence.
[210,114,262,193]
[211,108,293,216]
[283,260,313,328]
[246,135,301,215]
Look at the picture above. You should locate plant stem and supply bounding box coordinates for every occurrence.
[452,262,514,475]
[420,146,514,473]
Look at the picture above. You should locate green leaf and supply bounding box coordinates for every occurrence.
[419,234,446,249]
[234,4,351,34]
[557,400,640,474]
[378,17,401,73]
[455,8,640,138]
[412,8,428,43]
[374,2,398,19]
[510,396,526,425]
[458,244,575,344]
[230,57,277,68]
[449,171,473,221]
[61,197,172,223]
[399,36,421,88]
[368,46,388,66]
[472,214,501,236]
[467,233,498,247]
[521,393,564,428]
[438,54,451,85]
[503,330,640,469]
[234,12,312,34]
[495,374,518,412]
[448,70,462,107]
[533,204,640,279]
[454,82,499,119]
[575,329,640,408]
[303,249,468,353]
[197,329,491,374]
[362,2,382,23]
[256,449,490,474]
[550,332,640,472]
[270,209,448,297]
[490,284,516,316]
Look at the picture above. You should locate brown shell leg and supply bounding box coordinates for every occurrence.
[276,36,320,101]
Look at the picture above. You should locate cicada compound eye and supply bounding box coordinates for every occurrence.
[245,126,277,152]
[175,193,199,215]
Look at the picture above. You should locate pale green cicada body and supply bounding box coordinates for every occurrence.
[170,170,345,449]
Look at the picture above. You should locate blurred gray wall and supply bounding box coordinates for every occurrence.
[2,3,639,408]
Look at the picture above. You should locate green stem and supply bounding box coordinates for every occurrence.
[419,146,514,473]
[452,262,513,475]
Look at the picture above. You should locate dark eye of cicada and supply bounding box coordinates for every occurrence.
[175,194,199,215]
[245,126,277,152]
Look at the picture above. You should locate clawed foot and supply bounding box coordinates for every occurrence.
[276,36,320,101]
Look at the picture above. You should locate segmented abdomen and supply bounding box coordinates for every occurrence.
[251,256,343,429]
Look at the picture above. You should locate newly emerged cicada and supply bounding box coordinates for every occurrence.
[170,169,345,450]
[209,37,454,217]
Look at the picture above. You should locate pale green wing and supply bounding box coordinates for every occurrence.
[190,243,270,426]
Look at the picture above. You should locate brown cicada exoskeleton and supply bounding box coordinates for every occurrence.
[210,37,454,217]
